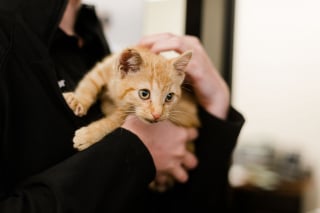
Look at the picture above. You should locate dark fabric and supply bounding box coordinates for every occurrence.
[145,107,245,213]
[0,0,155,212]
[0,0,245,212]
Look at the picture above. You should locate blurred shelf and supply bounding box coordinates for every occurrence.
[230,178,309,213]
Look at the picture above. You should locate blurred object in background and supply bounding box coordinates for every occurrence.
[229,143,311,213]
[229,143,279,190]
[229,143,311,190]
[229,143,311,191]
[275,152,309,182]
[307,208,320,213]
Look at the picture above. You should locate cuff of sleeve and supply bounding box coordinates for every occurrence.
[197,106,245,157]
[199,106,245,130]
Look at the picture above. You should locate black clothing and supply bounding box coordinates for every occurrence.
[0,1,154,212]
[0,0,245,212]
[146,107,244,213]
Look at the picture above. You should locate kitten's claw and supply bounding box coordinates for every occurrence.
[74,104,86,117]
[62,92,87,117]
[63,92,76,109]
[73,140,92,151]
[73,127,97,151]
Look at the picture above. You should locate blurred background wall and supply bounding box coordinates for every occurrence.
[83,0,320,211]
[83,0,145,51]
[232,0,320,211]
[82,0,186,52]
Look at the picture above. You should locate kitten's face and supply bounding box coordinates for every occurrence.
[129,71,182,123]
[117,48,192,123]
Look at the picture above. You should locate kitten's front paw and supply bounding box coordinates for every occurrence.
[73,127,98,151]
[63,92,87,117]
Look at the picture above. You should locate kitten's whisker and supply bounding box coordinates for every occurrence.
[124,109,136,114]
[124,111,136,114]
[169,110,195,119]
[125,115,137,122]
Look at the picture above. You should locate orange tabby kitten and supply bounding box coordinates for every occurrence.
[63,46,200,191]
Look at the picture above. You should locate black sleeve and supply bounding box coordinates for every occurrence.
[0,129,155,213]
[187,107,245,211]
[145,107,245,213]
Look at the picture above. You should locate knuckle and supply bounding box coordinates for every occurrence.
[166,32,174,37]
[189,35,200,44]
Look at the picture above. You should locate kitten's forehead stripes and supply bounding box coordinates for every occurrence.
[119,87,135,100]
[143,59,181,104]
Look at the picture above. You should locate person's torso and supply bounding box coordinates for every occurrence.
[0,4,110,194]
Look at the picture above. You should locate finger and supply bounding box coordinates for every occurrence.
[187,128,198,141]
[139,34,190,54]
[151,174,175,192]
[182,151,198,170]
[138,33,173,47]
[148,37,187,54]
[154,173,171,185]
[171,167,189,183]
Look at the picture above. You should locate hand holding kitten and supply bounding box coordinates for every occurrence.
[139,33,230,120]
[122,115,198,187]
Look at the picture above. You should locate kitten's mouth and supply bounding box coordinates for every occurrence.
[145,118,159,123]
[143,117,165,124]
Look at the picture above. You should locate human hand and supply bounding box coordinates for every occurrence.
[122,115,198,183]
[139,33,230,120]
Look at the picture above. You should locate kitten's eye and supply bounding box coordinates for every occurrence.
[138,89,150,100]
[165,92,174,102]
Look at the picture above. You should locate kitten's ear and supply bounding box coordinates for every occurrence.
[119,48,143,77]
[173,50,192,74]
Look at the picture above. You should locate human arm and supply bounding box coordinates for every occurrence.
[138,33,245,212]
[136,32,233,180]
[185,107,245,211]
[0,128,155,213]
[122,115,198,184]
[142,108,244,213]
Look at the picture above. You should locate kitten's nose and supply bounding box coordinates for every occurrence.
[151,113,161,120]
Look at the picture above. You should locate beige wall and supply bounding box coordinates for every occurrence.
[83,0,145,51]
[84,0,186,54]
[232,0,320,211]
[143,0,186,36]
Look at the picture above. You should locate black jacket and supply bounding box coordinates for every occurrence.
[0,0,244,212]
